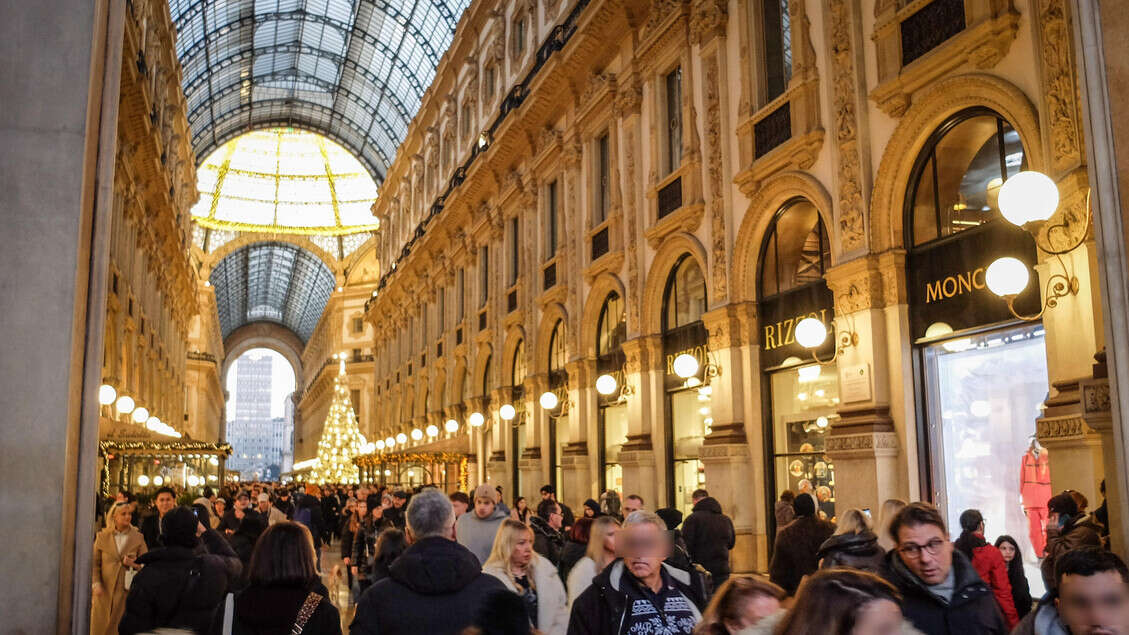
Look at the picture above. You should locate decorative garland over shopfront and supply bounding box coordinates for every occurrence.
[353,452,469,492]
[98,439,232,497]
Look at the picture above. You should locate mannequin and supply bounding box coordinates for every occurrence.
[1020,437,1052,557]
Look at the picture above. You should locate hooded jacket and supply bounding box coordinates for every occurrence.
[532,514,566,566]
[207,581,341,635]
[483,553,570,635]
[1041,514,1103,590]
[817,530,886,573]
[880,549,1007,635]
[566,560,706,635]
[769,513,834,595]
[350,536,506,635]
[455,504,509,565]
[682,497,736,581]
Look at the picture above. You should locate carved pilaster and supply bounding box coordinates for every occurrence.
[1035,0,1085,176]
[827,0,867,254]
[702,52,728,302]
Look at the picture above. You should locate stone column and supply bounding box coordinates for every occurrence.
[824,256,904,515]
[0,0,123,629]
[522,375,548,502]
[562,358,594,505]
[619,335,662,507]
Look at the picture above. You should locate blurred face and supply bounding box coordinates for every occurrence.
[516,498,527,511]
[115,492,127,503]
[620,522,669,583]
[213,499,226,515]
[393,496,405,508]
[998,541,1017,563]
[258,499,270,513]
[851,599,904,635]
[1057,571,1129,634]
[357,501,368,517]
[113,506,132,531]
[603,525,618,554]
[236,496,249,510]
[451,499,468,516]
[724,594,781,632]
[155,492,175,515]
[548,504,563,529]
[584,507,595,518]
[623,498,642,516]
[896,523,952,586]
[475,497,496,519]
[510,531,534,569]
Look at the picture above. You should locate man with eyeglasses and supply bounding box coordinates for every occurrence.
[881,502,1007,634]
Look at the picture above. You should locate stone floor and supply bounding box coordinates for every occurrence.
[318,541,356,631]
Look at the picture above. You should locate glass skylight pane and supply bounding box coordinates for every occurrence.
[338,201,378,225]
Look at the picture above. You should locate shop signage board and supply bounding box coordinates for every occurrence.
[663,322,709,390]
[759,282,836,368]
[839,363,872,403]
[908,222,1040,338]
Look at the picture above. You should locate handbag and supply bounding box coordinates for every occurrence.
[290,592,323,635]
[123,567,136,590]
[221,592,235,635]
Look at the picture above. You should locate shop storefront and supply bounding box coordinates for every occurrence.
[662,255,710,517]
[595,291,628,494]
[757,198,839,527]
[354,451,469,493]
[906,108,1050,570]
[99,437,231,499]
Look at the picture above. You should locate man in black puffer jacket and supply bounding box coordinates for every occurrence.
[119,506,241,634]
[351,489,505,635]
[681,489,736,585]
[880,502,1006,635]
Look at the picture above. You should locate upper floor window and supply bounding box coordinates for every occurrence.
[546,180,559,260]
[512,15,527,58]
[595,133,611,224]
[462,103,473,139]
[548,320,567,372]
[479,245,490,307]
[438,285,446,333]
[481,353,492,396]
[759,198,829,298]
[663,255,706,331]
[907,109,1025,246]
[512,340,527,386]
[597,292,626,356]
[457,267,466,318]
[762,0,792,103]
[484,65,497,101]
[352,317,364,334]
[508,217,520,286]
[664,68,683,175]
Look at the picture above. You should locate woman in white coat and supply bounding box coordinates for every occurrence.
[566,515,619,608]
[483,518,569,635]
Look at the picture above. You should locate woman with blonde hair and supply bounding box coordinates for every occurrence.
[482,518,569,635]
[876,499,907,552]
[565,515,619,608]
[817,508,885,572]
[91,502,147,635]
[694,575,785,635]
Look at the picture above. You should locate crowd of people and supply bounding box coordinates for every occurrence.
[88,481,1129,634]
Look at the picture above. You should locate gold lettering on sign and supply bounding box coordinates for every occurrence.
[924,267,986,304]
[665,345,708,375]
[763,309,830,352]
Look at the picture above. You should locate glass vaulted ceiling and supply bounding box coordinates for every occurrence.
[210,242,336,342]
[170,0,472,183]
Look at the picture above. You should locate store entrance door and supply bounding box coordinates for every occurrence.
[923,323,1049,593]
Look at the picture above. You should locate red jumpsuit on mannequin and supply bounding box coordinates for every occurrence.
[1021,443,1052,557]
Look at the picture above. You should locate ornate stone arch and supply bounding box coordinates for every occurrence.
[732,171,835,304]
[870,73,1044,253]
[502,324,528,386]
[536,303,570,373]
[579,273,627,359]
[640,232,709,335]
[429,365,447,414]
[198,233,340,278]
[449,354,468,407]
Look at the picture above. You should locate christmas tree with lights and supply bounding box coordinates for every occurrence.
[310,355,366,484]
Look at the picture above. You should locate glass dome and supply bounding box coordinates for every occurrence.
[191,128,380,236]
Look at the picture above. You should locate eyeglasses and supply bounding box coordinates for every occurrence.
[898,538,946,559]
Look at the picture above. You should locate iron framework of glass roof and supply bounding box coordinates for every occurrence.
[170,0,472,183]
[209,241,336,342]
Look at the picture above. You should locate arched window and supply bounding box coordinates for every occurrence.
[511,340,526,386]
[597,292,625,356]
[480,354,492,396]
[758,198,829,299]
[907,108,1025,246]
[548,321,567,373]
[662,256,706,331]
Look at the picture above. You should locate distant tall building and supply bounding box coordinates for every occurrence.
[227,354,290,479]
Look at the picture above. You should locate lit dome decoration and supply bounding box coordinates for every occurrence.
[191,128,379,236]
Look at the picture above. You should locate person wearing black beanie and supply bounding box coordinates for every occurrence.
[119,506,241,634]
[769,493,833,595]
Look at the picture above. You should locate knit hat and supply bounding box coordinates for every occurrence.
[959,509,984,533]
[1048,492,1080,517]
[583,499,601,517]
[655,507,683,531]
[160,506,200,549]
[257,493,270,503]
[473,483,499,503]
[793,493,817,518]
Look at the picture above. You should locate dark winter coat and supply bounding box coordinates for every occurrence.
[954,532,1018,627]
[1041,515,1103,590]
[339,516,356,561]
[349,536,507,635]
[352,517,393,579]
[1005,555,1033,619]
[558,539,587,583]
[140,512,162,550]
[566,560,707,635]
[880,549,1007,635]
[293,496,324,548]
[119,529,241,635]
[682,497,735,581]
[817,530,886,572]
[532,515,565,566]
[768,515,834,595]
[207,581,341,635]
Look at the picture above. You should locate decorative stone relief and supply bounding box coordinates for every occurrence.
[828,0,866,254]
[1037,417,1088,441]
[825,432,898,453]
[623,124,642,333]
[703,55,728,302]
[1037,0,1084,173]
[689,0,727,46]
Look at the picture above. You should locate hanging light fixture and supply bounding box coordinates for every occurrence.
[410,428,423,441]
[445,418,460,433]
[98,384,117,406]
[468,411,485,427]
[539,391,559,410]
[385,436,396,448]
[595,374,618,395]
[499,404,516,420]
[672,354,699,379]
[795,286,861,366]
[132,406,149,424]
[426,424,439,437]
[115,395,135,414]
[375,439,386,451]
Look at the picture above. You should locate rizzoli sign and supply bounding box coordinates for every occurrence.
[759,282,835,369]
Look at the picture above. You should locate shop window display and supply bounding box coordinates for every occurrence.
[596,292,627,493]
[601,403,627,493]
[770,363,838,521]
